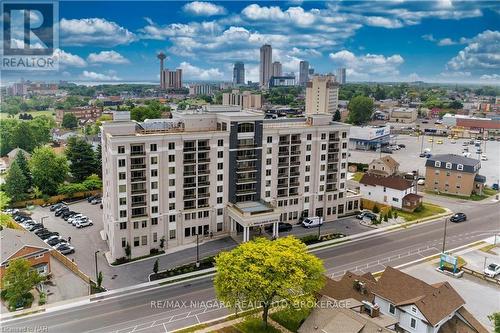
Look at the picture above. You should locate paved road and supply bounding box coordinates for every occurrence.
[3,199,498,333]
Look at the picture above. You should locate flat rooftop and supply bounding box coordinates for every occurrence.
[235,201,274,214]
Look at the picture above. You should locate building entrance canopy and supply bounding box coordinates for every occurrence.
[227,201,281,242]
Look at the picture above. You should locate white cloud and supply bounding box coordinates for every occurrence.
[81,70,120,81]
[139,20,221,40]
[446,30,500,71]
[437,38,456,46]
[179,62,224,80]
[329,50,404,80]
[183,2,226,16]
[53,48,87,67]
[87,50,129,64]
[408,73,421,82]
[364,16,403,28]
[439,71,471,78]
[479,74,500,81]
[242,4,318,26]
[60,18,136,46]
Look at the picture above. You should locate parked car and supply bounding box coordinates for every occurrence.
[54,242,70,250]
[76,220,94,228]
[87,195,97,203]
[33,228,49,235]
[481,154,488,161]
[68,214,84,223]
[28,224,44,232]
[91,198,102,205]
[428,138,433,142]
[301,216,323,228]
[436,140,443,144]
[450,140,456,144]
[39,232,59,240]
[397,144,406,148]
[47,238,67,246]
[422,120,429,124]
[417,179,425,185]
[381,147,393,154]
[72,217,89,226]
[434,120,443,124]
[57,244,75,255]
[450,213,467,223]
[484,263,500,278]
[50,203,65,211]
[44,235,61,243]
[55,207,69,216]
[492,183,499,191]
[62,211,77,220]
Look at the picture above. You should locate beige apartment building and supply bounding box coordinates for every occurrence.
[101,110,359,261]
[305,75,339,115]
[222,90,262,109]
[424,154,485,196]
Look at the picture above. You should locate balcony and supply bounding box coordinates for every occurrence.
[290,170,300,176]
[290,149,301,156]
[277,183,288,189]
[236,154,257,161]
[290,181,300,187]
[130,151,145,156]
[236,189,257,195]
[184,182,196,189]
[131,213,148,218]
[290,160,300,166]
[198,157,211,163]
[198,192,210,198]
[198,181,210,187]
[278,149,289,156]
[131,188,147,195]
[278,140,290,146]
[328,147,340,153]
[198,146,210,151]
[131,201,147,208]
[184,170,196,176]
[291,140,302,145]
[184,158,196,164]
[236,178,257,185]
[130,164,146,170]
[238,143,257,149]
[183,146,196,152]
[130,176,146,182]
[198,168,210,175]
[184,193,196,199]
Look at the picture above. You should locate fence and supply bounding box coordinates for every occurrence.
[462,267,500,286]
[361,199,391,214]
[12,190,101,208]
[50,250,91,284]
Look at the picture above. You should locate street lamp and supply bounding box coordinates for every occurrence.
[441,218,449,253]
[195,233,200,268]
[94,250,100,282]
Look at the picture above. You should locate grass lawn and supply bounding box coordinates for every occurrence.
[479,244,498,254]
[397,203,446,222]
[351,172,364,182]
[270,307,311,333]
[438,256,467,270]
[425,187,499,201]
[0,110,55,120]
[233,317,281,333]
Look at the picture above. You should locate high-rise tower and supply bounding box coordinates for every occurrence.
[157,52,167,89]
[259,44,272,88]
[299,61,309,86]
[233,62,245,85]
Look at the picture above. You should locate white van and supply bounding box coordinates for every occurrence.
[302,216,323,228]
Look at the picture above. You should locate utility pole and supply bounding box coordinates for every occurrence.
[94,250,100,282]
[442,218,448,253]
[196,233,200,268]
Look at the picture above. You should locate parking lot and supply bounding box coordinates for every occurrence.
[29,199,109,282]
[350,134,500,186]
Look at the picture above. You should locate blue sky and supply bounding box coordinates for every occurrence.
[4,0,500,84]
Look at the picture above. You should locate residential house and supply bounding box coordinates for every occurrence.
[359,174,422,211]
[367,156,400,176]
[0,228,53,282]
[301,268,488,333]
[424,154,485,196]
[7,148,30,161]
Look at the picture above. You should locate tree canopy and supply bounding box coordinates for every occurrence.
[4,161,28,202]
[347,95,374,125]
[29,146,69,195]
[61,113,78,129]
[0,116,54,155]
[2,258,44,310]
[65,137,99,182]
[214,236,325,325]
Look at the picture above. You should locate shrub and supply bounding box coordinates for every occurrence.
[414,204,424,213]
[373,205,380,214]
[383,214,388,222]
[82,174,102,190]
[113,257,128,265]
[150,248,159,255]
[394,211,398,218]
[300,234,320,245]
[57,183,87,196]
[39,292,46,305]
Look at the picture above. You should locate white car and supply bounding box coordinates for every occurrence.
[54,242,70,250]
[68,214,84,223]
[450,140,456,144]
[484,263,500,278]
[302,216,323,228]
[481,154,488,161]
[76,220,93,228]
[72,216,88,226]
[417,179,425,185]
[44,235,60,243]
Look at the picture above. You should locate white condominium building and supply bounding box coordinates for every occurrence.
[101,110,359,261]
[305,75,339,115]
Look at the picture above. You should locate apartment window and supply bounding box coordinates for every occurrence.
[217,185,223,193]
[169,215,176,223]
[151,194,158,201]
[304,186,309,193]
[306,144,311,152]
[119,185,126,193]
[217,222,223,232]
[446,162,452,169]
[306,165,310,172]
[267,136,272,143]
[266,170,271,176]
[198,211,203,219]
[389,304,395,316]
[321,155,326,161]
[119,222,127,230]
[150,144,157,152]
[169,229,176,239]
[150,156,158,165]
[267,147,272,154]
[218,139,224,147]
[152,206,158,214]
[218,163,223,170]
[168,142,175,150]
[217,208,223,216]
[217,174,223,181]
[185,213,191,220]
[118,146,125,154]
[151,217,158,225]
[457,164,463,171]
[153,232,158,242]
[169,155,175,163]
[217,197,223,204]
[169,167,175,174]
[119,198,126,205]
[321,144,327,151]
[435,161,441,167]
[121,237,126,248]
[133,237,140,247]
[265,191,270,197]
[185,228,191,237]
[151,169,158,177]
[142,220,147,228]
[411,306,417,313]
[342,132,347,138]
[410,318,417,329]
[169,191,175,198]
[306,155,311,162]
[238,123,254,133]
[169,203,175,210]
[120,210,127,218]
[392,198,399,202]
[218,151,223,158]
[151,181,158,189]
[119,172,126,180]
[266,158,271,165]
[307,134,312,140]
[141,235,147,246]
[342,142,347,149]
[118,159,126,167]
[169,179,175,186]
[133,221,139,229]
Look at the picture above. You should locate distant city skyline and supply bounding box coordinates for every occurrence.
[2,1,499,84]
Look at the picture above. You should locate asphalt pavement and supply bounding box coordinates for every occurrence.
[3,198,498,333]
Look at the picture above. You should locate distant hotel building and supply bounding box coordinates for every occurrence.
[336,68,346,84]
[259,44,273,88]
[299,61,310,86]
[101,109,358,260]
[233,62,245,85]
[272,62,282,77]
[222,90,262,109]
[269,75,296,87]
[305,75,339,115]
[189,84,216,96]
[161,69,183,89]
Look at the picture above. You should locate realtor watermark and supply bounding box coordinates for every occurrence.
[1,326,48,333]
[150,299,351,310]
[1,0,59,71]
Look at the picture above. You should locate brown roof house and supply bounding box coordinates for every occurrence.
[367,156,400,176]
[359,174,422,211]
[299,267,487,333]
[0,228,53,283]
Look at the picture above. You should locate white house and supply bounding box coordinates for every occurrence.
[359,174,422,211]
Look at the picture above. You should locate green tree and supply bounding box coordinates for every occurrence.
[125,243,131,259]
[214,236,325,326]
[95,144,102,177]
[65,137,98,182]
[333,109,341,121]
[2,258,44,309]
[347,96,374,125]
[448,100,463,109]
[14,151,31,188]
[153,259,159,274]
[488,312,499,333]
[4,161,28,202]
[0,191,11,210]
[372,205,380,214]
[29,146,69,195]
[62,113,78,129]
[11,121,36,152]
[97,271,103,289]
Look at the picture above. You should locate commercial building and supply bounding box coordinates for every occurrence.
[222,90,262,109]
[101,110,359,261]
[424,154,485,196]
[389,108,417,123]
[0,228,53,282]
[349,125,391,150]
[161,69,183,89]
[272,62,282,77]
[188,84,216,96]
[55,106,102,125]
[336,67,346,84]
[259,44,273,88]
[233,62,245,85]
[443,114,500,137]
[305,75,339,116]
[269,75,296,87]
[299,61,310,86]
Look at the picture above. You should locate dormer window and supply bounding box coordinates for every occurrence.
[446,162,452,169]
[435,161,441,167]
[457,164,463,171]
[411,306,417,313]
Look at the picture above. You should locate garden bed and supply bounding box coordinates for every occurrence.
[150,256,215,281]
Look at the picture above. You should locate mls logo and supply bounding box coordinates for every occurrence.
[1,1,59,70]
